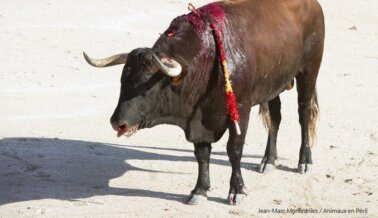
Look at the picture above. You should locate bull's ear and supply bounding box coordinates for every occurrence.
[170,76,182,87]
[83,52,128,68]
[170,70,187,87]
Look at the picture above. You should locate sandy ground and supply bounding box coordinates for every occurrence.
[0,0,377,217]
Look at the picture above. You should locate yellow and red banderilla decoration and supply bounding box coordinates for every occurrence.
[189,4,241,135]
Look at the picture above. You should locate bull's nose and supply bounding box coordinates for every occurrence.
[112,123,126,132]
[110,120,130,137]
[111,122,126,131]
[110,115,122,130]
[111,121,127,131]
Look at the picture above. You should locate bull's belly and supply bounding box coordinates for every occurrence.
[250,68,299,106]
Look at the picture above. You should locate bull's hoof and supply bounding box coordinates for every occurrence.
[298,164,312,174]
[227,193,247,205]
[186,194,207,205]
[259,163,275,174]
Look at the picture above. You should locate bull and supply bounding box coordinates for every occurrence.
[84,0,325,205]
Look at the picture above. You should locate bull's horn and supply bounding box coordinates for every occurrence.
[83,52,128,67]
[153,54,182,77]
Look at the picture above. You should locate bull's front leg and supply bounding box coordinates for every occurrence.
[227,114,250,205]
[187,142,212,205]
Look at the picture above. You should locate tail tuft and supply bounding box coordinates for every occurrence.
[259,103,271,130]
[309,92,319,147]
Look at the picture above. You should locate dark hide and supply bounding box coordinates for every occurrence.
[107,0,325,204]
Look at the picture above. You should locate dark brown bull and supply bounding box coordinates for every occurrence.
[84,0,325,205]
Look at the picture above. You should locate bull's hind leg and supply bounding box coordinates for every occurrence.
[259,96,282,173]
[296,69,320,174]
[187,142,212,205]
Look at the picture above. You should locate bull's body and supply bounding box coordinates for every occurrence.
[85,0,324,205]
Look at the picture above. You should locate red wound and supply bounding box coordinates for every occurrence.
[167,32,176,37]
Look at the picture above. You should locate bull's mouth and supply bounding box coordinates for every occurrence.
[117,123,140,138]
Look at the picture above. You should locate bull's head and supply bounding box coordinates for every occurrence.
[83,16,216,138]
[84,48,184,137]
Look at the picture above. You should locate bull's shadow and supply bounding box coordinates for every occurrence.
[0,137,261,205]
[0,138,191,205]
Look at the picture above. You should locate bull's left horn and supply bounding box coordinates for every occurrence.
[153,54,182,77]
[83,52,128,68]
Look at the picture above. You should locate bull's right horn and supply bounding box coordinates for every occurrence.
[153,54,182,77]
[83,52,128,68]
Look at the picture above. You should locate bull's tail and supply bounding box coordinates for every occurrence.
[259,103,271,130]
[259,90,319,146]
[309,91,319,147]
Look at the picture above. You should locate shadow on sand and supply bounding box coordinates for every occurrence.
[0,138,193,205]
[0,137,294,205]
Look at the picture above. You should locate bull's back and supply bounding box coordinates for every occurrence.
[221,0,324,105]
